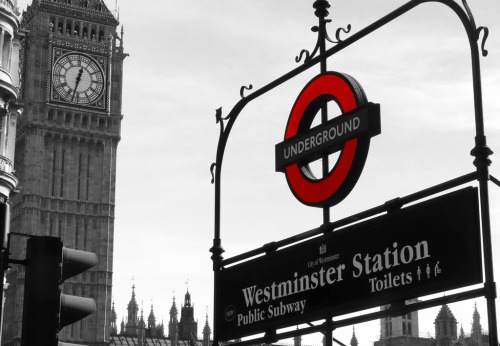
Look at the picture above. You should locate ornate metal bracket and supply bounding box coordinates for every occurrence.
[214,107,230,139]
[462,0,489,56]
[296,0,351,63]
[211,107,231,184]
[240,84,253,98]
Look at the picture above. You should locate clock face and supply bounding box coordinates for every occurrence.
[52,53,105,105]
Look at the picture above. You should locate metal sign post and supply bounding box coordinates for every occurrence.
[211,1,497,345]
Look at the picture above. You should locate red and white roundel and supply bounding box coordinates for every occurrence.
[284,72,372,207]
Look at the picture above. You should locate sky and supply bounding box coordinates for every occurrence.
[14,0,500,345]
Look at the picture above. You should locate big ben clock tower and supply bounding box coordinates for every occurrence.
[1,0,126,345]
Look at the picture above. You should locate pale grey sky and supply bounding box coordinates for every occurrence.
[14,0,500,345]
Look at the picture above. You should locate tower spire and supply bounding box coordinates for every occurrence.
[471,303,483,346]
[350,326,358,346]
[126,283,139,336]
[148,301,156,331]
[203,307,211,346]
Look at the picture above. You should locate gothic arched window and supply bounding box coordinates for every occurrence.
[65,113,71,124]
[66,21,72,35]
[74,22,80,36]
[83,24,88,38]
[73,113,80,126]
[57,19,63,34]
[50,17,56,32]
[48,109,55,121]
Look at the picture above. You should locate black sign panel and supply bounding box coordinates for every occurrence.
[275,102,381,172]
[219,187,482,341]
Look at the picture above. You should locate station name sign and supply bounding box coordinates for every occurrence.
[275,103,380,172]
[218,187,482,341]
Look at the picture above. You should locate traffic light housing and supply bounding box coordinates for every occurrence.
[21,236,98,346]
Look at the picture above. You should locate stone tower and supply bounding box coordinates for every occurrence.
[178,289,198,341]
[125,285,139,336]
[469,304,483,346]
[202,311,211,346]
[110,301,118,336]
[435,304,458,346]
[147,304,155,330]
[168,296,179,343]
[380,299,420,339]
[1,0,126,345]
[137,307,145,346]
[351,327,358,346]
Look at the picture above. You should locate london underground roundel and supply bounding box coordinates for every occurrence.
[276,72,381,208]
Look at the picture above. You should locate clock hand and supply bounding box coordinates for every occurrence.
[71,67,84,102]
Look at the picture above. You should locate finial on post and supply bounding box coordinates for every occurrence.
[313,0,331,19]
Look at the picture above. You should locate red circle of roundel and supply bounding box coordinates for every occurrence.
[284,72,371,207]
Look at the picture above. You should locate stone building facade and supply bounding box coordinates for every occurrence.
[0,0,24,343]
[1,0,126,345]
[374,304,490,346]
[110,286,211,346]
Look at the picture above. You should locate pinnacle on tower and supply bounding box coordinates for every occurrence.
[470,303,483,346]
[148,303,156,330]
[184,288,191,307]
[435,304,458,346]
[112,301,117,321]
[203,309,212,346]
[351,326,359,346]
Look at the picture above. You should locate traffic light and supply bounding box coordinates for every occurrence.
[21,236,98,346]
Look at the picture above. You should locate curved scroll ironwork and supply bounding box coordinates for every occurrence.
[240,84,253,98]
[476,26,489,57]
[295,20,352,63]
[462,0,489,56]
[210,163,216,184]
[295,0,352,64]
[214,107,230,138]
[335,24,352,43]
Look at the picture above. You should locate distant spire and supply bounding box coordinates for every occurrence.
[184,287,191,307]
[471,303,483,346]
[350,326,358,346]
[168,295,179,342]
[126,283,139,335]
[138,304,145,346]
[111,301,117,321]
[148,302,156,329]
[203,310,212,346]
[120,317,125,335]
[139,302,145,327]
